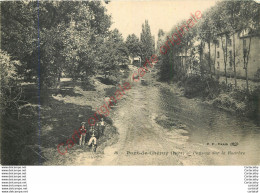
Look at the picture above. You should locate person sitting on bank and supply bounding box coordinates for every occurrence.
[79,122,87,146]
[88,126,98,148]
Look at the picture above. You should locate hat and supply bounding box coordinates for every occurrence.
[81,122,86,125]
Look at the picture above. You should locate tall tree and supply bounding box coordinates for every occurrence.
[224,0,242,88]
[211,3,229,84]
[239,0,259,92]
[140,20,155,61]
[156,29,165,55]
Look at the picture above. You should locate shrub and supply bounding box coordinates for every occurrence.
[183,75,220,99]
[212,93,246,113]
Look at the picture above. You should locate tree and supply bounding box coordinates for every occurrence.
[239,0,259,92]
[224,0,242,88]
[1,1,113,87]
[212,0,243,88]
[204,18,212,76]
[45,1,112,84]
[126,34,141,57]
[210,3,229,84]
[1,1,38,81]
[0,50,22,113]
[140,20,155,61]
[98,29,129,75]
[156,29,165,55]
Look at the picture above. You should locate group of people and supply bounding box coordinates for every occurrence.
[78,118,106,149]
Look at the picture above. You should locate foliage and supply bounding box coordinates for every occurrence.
[126,34,141,57]
[98,29,129,76]
[182,75,220,99]
[0,50,38,165]
[156,29,165,55]
[140,20,155,61]
[1,1,126,88]
[0,50,22,112]
[158,0,259,83]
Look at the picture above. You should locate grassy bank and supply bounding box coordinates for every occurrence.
[176,75,260,125]
[40,76,123,165]
[1,67,129,165]
[41,68,129,165]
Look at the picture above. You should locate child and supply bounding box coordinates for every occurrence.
[79,122,87,146]
[88,126,97,148]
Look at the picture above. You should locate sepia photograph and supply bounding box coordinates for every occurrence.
[0,0,259,165]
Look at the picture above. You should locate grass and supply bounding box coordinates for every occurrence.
[1,77,121,165]
[39,80,120,164]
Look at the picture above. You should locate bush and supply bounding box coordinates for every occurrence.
[212,86,260,124]
[183,75,220,99]
[212,93,246,113]
[230,89,247,101]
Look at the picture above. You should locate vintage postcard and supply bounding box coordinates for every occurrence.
[1,0,259,165]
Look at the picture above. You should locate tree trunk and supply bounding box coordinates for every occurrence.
[208,40,212,77]
[185,48,188,75]
[221,35,228,84]
[225,35,228,84]
[232,33,237,88]
[57,71,61,89]
[200,41,204,76]
[245,65,248,91]
[214,43,216,75]
[245,37,252,92]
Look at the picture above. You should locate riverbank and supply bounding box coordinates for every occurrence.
[41,73,131,165]
[155,74,259,125]
[0,66,131,165]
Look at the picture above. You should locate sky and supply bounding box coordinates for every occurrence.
[105,0,219,42]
